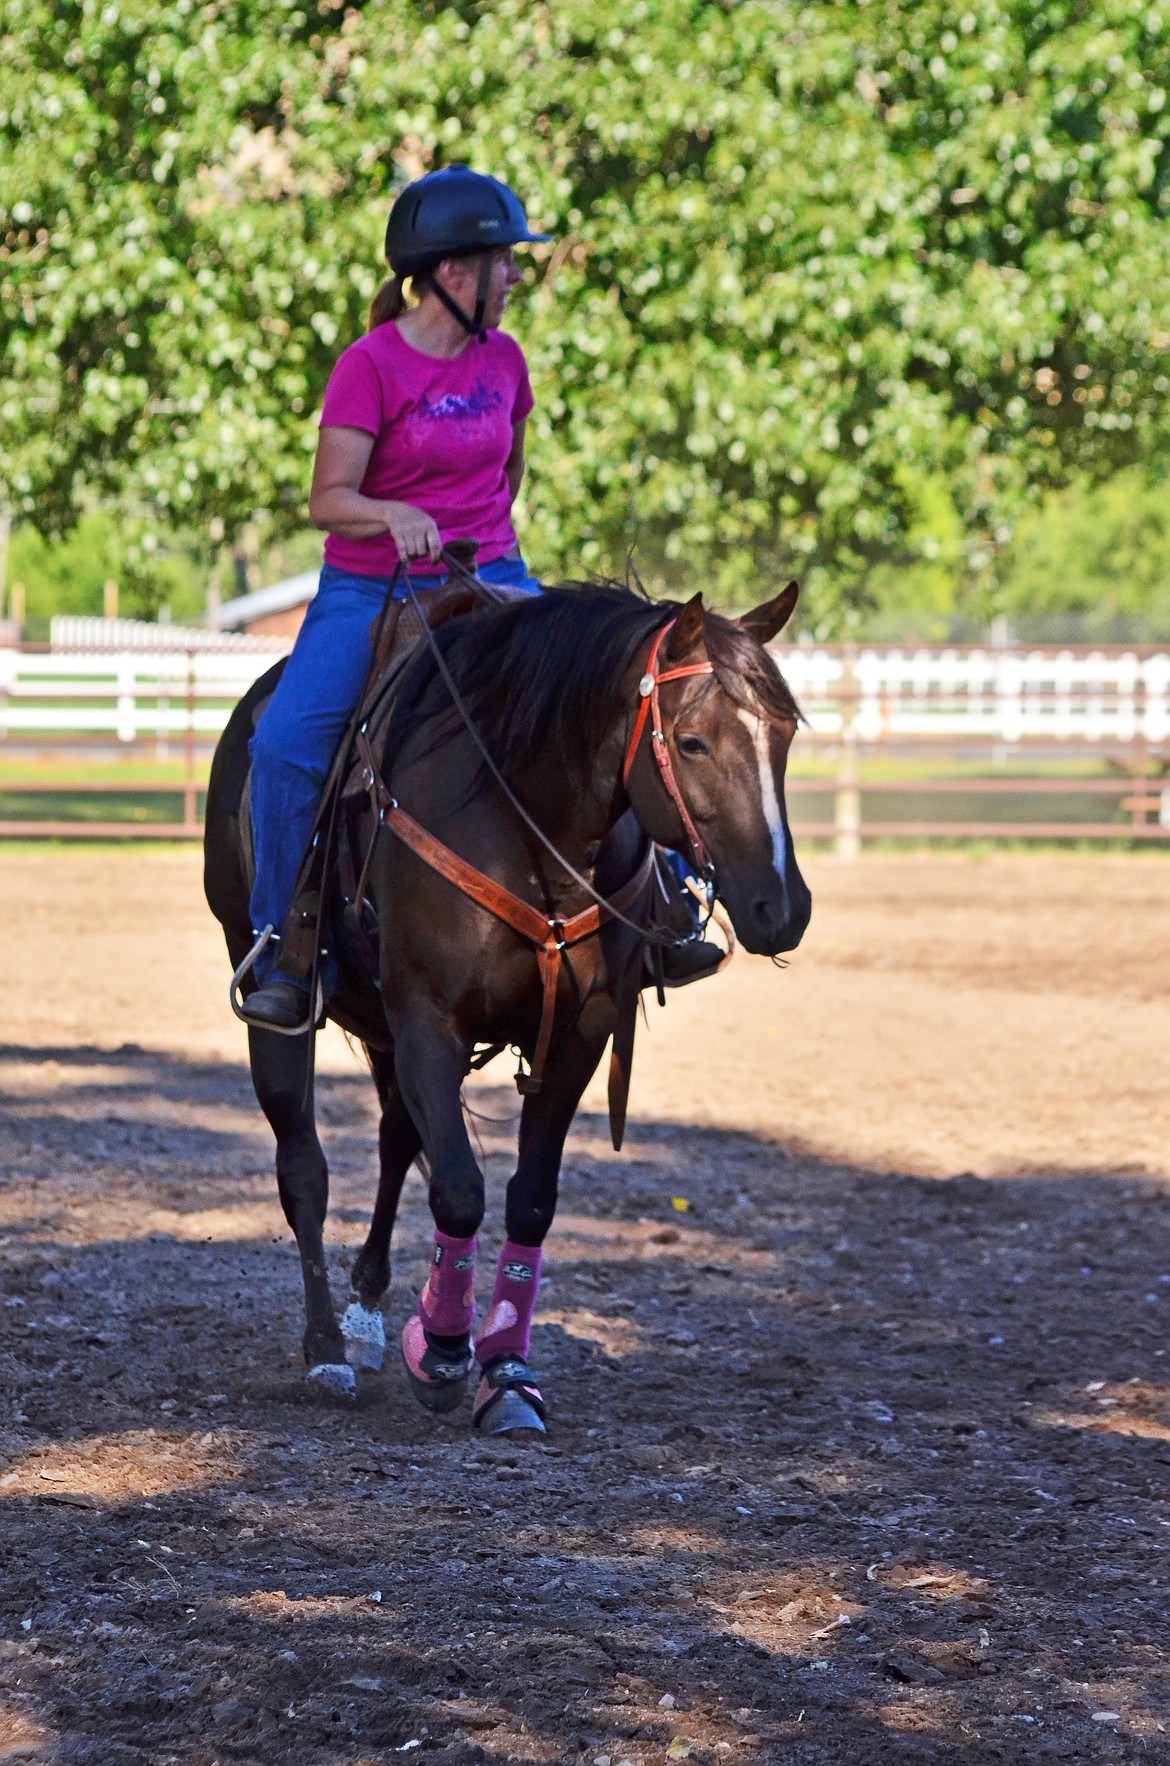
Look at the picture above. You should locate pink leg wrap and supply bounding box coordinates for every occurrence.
[418,1230,477,1338]
[475,1241,542,1367]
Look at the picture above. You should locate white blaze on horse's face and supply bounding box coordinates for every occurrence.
[736,708,789,882]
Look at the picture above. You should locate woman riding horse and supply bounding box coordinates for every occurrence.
[241,164,720,1031]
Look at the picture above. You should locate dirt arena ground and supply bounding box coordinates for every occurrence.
[4,848,1170,1764]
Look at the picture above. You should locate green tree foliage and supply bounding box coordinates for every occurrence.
[2,0,1169,622]
[6,512,208,623]
[846,469,1170,641]
[999,469,1170,638]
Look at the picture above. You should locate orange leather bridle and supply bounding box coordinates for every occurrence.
[358,615,713,1097]
[622,618,715,870]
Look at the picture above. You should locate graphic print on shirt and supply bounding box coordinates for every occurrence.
[414,380,505,427]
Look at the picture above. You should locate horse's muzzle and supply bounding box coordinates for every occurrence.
[724,866,812,957]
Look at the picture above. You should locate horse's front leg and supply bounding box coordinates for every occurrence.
[248,1026,352,1398]
[473,1001,614,1437]
[390,1011,485,1413]
[342,1044,422,1373]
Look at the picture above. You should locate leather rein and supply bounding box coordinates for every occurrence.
[357,611,713,1096]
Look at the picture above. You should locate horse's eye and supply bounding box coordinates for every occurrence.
[676,733,709,759]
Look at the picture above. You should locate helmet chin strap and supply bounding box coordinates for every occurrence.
[423,252,495,341]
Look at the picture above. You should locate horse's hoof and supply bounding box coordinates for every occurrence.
[341,1301,386,1371]
[474,1387,547,1436]
[472,1357,547,1435]
[307,1361,356,1401]
[400,1316,473,1414]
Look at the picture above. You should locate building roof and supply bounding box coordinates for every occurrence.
[211,571,319,631]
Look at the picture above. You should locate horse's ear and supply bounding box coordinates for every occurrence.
[738,580,799,644]
[666,592,705,658]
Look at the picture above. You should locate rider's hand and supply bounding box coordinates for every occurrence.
[383,501,441,563]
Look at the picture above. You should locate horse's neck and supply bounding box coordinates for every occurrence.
[532,701,631,850]
[456,698,632,893]
[395,676,634,886]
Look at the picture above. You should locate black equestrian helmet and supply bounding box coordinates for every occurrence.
[384,164,551,277]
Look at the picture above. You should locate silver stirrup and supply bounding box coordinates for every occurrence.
[682,875,736,970]
[229,925,323,1037]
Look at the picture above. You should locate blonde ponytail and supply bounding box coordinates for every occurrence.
[368,273,409,330]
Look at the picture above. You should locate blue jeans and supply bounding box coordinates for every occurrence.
[248,554,540,986]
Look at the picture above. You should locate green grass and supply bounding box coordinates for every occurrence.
[0,754,209,826]
[787,750,1142,782]
[0,758,210,786]
[0,790,204,825]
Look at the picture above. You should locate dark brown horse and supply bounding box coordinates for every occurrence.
[204,581,810,1428]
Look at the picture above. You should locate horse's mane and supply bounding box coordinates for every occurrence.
[383,579,800,781]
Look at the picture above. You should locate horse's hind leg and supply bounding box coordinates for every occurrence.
[342,1045,422,1373]
[248,1026,352,1398]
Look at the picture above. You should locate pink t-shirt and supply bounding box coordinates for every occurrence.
[319,321,534,576]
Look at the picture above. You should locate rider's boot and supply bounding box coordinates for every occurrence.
[657,937,725,988]
[239,979,312,1030]
[649,853,725,989]
[238,894,324,1032]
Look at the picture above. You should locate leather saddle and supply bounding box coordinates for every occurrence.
[245,575,496,981]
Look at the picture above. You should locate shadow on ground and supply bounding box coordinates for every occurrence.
[2,1044,1170,1763]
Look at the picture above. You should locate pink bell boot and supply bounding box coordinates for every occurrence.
[472,1241,546,1434]
[400,1230,477,1413]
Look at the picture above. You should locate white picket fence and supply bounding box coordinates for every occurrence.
[0,640,1167,747]
[779,647,1170,745]
[48,615,286,656]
